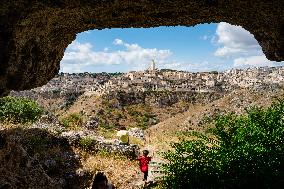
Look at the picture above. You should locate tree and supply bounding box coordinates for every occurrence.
[161,100,284,189]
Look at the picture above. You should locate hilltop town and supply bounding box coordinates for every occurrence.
[18,61,284,97]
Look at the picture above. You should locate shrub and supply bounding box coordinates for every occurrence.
[136,115,149,129]
[79,137,94,152]
[161,100,284,189]
[60,113,83,129]
[98,122,115,130]
[0,96,43,123]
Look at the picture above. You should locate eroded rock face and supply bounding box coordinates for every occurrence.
[0,128,91,189]
[0,0,284,95]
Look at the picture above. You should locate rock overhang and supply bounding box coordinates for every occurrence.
[0,0,283,96]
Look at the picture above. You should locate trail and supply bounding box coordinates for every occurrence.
[132,143,164,189]
[132,104,208,188]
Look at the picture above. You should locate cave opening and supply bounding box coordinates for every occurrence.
[3,23,284,188]
[1,0,284,187]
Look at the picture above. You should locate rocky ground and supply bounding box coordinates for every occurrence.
[0,111,142,188]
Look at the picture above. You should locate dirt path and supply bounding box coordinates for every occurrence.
[131,143,165,188]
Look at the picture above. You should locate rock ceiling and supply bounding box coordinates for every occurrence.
[0,0,283,96]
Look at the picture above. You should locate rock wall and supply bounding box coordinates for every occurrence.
[0,128,91,189]
[60,130,140,159]
[107,90,224,107]
[0,0,284,95]
[0,134,59,189]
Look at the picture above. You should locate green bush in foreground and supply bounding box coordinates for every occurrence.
[162,100,284,189]
[0,96,43,123]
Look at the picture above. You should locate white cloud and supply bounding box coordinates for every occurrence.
[213,22,284,69]
[113,39,123,45]
[214,22,260,57]
[215,46,246,57]
[159,61,183,70]
[155,60,230,73]
[61,39,172,72]
[233,55,276,68]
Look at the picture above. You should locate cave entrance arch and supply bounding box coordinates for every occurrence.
[0,0,283,95]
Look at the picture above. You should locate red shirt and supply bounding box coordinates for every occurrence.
[138,156,152,172]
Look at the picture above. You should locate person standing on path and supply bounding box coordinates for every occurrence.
[137,149,154,183]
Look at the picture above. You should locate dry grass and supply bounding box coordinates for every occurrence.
[0,122,27,130]
[129,136,145,146]
[60,93,201,131]
[144,104,207,152]
[81,152,142,189]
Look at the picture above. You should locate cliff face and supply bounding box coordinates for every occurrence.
[0,0,284,95]
[0,133,58,189]
[111,91,223,108]
[58,90,224,130]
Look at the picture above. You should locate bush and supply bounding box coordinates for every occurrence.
[79,137,94,152]
[60,113,84,129]
[0,96,43,123]
[161,100,284,189]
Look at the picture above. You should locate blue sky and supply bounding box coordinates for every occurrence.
[60,23,284,73]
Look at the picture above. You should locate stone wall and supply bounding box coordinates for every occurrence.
[60,131,140,159]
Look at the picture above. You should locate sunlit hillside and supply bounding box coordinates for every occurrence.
[2,65,284,188]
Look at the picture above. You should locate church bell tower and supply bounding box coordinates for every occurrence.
[150,59,156,71]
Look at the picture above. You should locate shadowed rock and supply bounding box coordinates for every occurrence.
[0,127,92,189]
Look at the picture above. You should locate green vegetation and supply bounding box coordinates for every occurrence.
[0,96,43,123]
[135,113,154,129]
[160,69,178,72]
[97,98,121,129]
[60,113,84,129]
[79,137,95,152]
[127,104,156,129]
[96,97,158,130]
[161,100,284,189]
[210,70,219,74]
[97,128,116,139]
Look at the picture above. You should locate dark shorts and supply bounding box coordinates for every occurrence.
[142,171,148,180]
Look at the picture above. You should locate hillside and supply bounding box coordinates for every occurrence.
[2,86,283,188]
[59,90,224,131]
[2,67,284,188]
[145,87,284,151]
